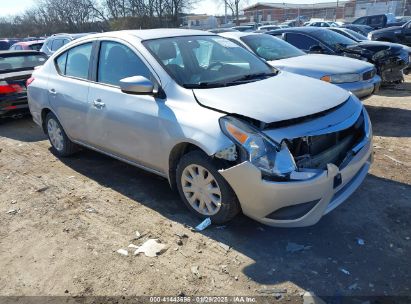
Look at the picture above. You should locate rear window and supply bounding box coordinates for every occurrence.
[29,43,43,51]
[0,54,47,72]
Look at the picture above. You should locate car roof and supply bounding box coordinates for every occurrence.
[78,29,214,41]
[14,40,45,45]
[268,27,325,35]
[219,31,258,39]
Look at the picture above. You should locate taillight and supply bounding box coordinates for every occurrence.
[26,77,35,87]
[0,81,23,95]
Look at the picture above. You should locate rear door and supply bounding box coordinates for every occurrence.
[48,42,93,142]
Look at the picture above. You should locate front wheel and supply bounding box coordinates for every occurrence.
[176,151,240,224]
[45,112,78,157]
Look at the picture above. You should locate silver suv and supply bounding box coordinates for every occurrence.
[27,29,373,227]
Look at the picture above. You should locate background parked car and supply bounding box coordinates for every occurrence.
[351,13,406,30]
[231,25,255,32]
[268,27,409,83]
[40,33,94,56]
[305,21,339,27]
[9,40,45,51]
[0,39,21,51]
[368,20,411,45]
[341,24,374,36]
[221,32,380,99]
[330,27,411,75]
[0,50,48,118]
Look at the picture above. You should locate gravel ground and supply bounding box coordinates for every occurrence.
[0,76,410,302]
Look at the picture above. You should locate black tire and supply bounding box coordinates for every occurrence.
[176,150,240,224]
[45,112,78,157]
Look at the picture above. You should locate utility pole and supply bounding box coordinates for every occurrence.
[225,0,227,25]
[335,0,339,21]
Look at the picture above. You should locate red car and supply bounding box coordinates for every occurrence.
[9,40,45,51]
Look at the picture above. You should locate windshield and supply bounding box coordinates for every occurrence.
[343,29,367,41]
[0,53,47,73]
[241,34,305,61]
[144,35,276,89]
[313,29,357,49]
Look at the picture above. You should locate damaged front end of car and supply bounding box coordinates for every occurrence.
[214,95,373,227]
[341,43,409,83]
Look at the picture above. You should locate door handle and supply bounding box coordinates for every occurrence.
[93,99,105,109]
[49,89,57,95]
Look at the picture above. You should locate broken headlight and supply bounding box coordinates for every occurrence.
[219,116,296,179]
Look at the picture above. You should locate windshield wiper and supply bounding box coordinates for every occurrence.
[183,71,279,89]
[229,71,278,83]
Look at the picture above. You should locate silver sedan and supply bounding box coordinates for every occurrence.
[27,29,373,227]
[220,31,381,99]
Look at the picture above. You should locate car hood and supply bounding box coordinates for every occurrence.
[352,41,403,52]
[270,54,374,76]
[193,71,350,124]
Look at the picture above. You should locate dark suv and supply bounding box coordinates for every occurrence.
[40,33,93,56]
[352,14,406,30]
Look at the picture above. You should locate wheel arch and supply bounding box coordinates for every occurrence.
[168,142,207,190]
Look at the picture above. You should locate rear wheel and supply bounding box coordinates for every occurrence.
[176,151,240,224]
[45,112,78,157]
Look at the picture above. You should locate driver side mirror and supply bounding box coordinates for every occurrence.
[309,45,325,54]
[119,76,156,95]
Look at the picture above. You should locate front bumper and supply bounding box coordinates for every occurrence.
[337,75,381,99]
[219,111,373,228]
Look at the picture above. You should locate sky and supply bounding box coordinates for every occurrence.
[0,0,338,17]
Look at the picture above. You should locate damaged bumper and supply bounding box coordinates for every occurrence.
[219,108,373,228]
[339,75,381,100]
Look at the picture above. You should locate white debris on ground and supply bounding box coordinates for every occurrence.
[116,249,128,256]
[133,239,167,257]
[195,218,211,231]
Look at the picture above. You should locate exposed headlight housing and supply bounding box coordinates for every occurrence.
[321,73,361,84]
[219,116,296,179]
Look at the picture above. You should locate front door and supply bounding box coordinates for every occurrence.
[86,40,165,172]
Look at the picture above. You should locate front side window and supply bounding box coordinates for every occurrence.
[144,35,275,88]
[55,43,92,80]
[241,34,305,61]
[285,33,318,51]
[97,41,151,86]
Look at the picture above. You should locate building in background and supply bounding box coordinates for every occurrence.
[180,14,218,30]
[243,0,410,24]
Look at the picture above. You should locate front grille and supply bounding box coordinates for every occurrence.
[362,68,376,81]
[288,113,365,170]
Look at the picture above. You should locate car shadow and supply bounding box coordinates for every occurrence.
[365,104,411,137]
[57,149,411,297]
[377,81,411,97]
[0,116,47,142]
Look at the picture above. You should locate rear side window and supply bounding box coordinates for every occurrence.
[51,39,64,51]
[29,43,43,51]
[97,41,151,86]
[14,45,23,50]
[55,43,92,80]
[285,33,318,51]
